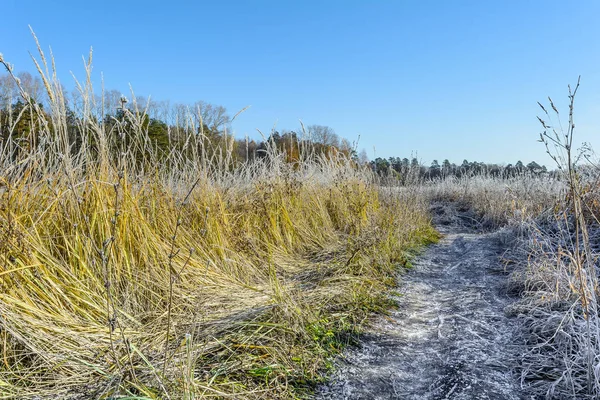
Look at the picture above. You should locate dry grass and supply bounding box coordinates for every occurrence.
[0,41,437,398]
[420,170,600,398]
[505,81,600,399]
[418,173,563,229]
[505,174,600,399]
[506,213,600,399]
[415,80,600,399]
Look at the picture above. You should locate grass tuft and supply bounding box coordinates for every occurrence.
[0,42,436,398]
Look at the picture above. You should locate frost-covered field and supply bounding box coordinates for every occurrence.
[426,172,600,399]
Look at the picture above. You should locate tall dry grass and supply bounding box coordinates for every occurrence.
[0,38,437,398]
[418,79,600,398]
[418,173,563,230]
[506,81,600,399]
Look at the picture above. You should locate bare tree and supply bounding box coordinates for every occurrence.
[0,72,44,106]
[16,72,44,103]
[191,101,230,134]
[358,148,369,164]
[308,124,339,147]
[0,74,17,115]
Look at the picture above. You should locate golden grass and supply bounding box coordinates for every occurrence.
[0,43,437,398]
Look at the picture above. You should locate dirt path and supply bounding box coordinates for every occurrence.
[316,208,525,399]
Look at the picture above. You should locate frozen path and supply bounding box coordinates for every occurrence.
[316,218,525,399]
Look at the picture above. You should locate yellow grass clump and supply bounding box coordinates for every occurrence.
[0,41,437,398]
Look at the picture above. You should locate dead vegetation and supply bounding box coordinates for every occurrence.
[2,33,599,400]
[0,40,438,398]
[420,78,600,399]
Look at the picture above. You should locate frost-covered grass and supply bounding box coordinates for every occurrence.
[0,41,438,399]
[506,215,600,399]
[3,34,599,400]
[415,84,600,398]
[419,173,564,229]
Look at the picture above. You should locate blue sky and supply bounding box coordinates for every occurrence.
[2,0,600,166]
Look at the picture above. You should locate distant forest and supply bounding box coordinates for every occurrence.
[1,71,548,180]
[0,72,360,167]
[370,157,548,183]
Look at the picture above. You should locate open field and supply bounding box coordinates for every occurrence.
[1,43,600,399]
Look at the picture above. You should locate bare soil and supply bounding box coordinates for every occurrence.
[316,203,527,399]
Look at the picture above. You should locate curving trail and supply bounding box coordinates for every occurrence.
[316,207,526,400]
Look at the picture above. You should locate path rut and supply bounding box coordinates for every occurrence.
[316,210,525,399]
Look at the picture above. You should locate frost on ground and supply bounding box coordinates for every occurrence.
[316,203,527,399]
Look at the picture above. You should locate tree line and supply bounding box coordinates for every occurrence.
[371,157,548,183]
[0,71,550,179]
[0,71,360,168]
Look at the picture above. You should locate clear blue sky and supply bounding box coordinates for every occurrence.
[2,0,600,166]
